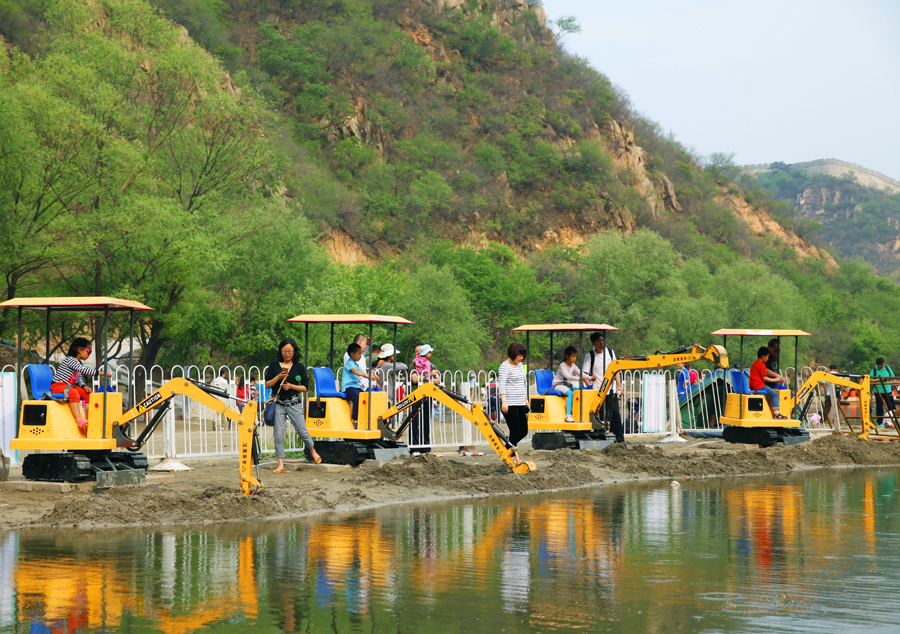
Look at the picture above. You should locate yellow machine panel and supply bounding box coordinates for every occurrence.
[528,390,597,432]
[306,390,386,440]
[720,393,800,428]
[11,393,121,451]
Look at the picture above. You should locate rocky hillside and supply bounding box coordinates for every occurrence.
[751,163,900,279]
[154,0,833,268]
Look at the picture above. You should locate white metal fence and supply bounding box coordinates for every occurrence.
[1,361,884,465]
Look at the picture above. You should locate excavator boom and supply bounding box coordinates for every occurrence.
[377,383,536,474]
[589,344,729,414]
[790,371,872,438]
[116,379,263,496]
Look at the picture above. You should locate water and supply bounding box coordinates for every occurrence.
[2,467,900,633]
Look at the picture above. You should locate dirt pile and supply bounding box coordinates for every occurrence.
[10,435,900,530]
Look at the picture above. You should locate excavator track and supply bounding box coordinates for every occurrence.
[531,431,612,451]
[22,451,149,482]
[311,440,408,465]
[722,426,810,447]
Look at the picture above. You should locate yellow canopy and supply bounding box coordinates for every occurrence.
[711,329,811,337]
[512,323,621,332]
[0,297,154,312]
[287,314,414,325]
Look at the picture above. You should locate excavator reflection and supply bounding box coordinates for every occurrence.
[11,533,258,633]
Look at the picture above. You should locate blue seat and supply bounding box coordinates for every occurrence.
[312,367,346,400]
[730,369,765,396]
[534,369,566,397]
[27,364,70,401]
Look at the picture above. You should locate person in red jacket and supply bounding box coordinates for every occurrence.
[749,346,787,419]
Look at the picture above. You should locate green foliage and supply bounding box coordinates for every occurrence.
[5,0,900,378]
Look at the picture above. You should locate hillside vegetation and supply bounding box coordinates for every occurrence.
[753,164,900,280]
[2,0,900,374]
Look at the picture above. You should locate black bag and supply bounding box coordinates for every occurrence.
[263,380,286,427]
[263,399,277,426]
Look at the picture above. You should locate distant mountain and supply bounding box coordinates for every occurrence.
[748,161,900,279]
[744,159,900,194]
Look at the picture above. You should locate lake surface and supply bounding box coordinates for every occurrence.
[2,467,900,633]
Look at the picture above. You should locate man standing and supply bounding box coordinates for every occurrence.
[583,332,625,443]
[766,338,784,388]
[870,357,895,425]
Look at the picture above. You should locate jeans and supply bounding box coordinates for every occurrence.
[273,399,314,459]
[762,386,780,411]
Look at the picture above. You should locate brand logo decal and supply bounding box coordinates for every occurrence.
[396,395,417,410]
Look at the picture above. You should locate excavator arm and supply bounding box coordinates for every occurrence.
[376,383,536,474]
[588,344,729,414]
[114,378,262,496]
[790,371,872,438]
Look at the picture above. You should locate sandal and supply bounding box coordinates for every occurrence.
[77,419,89,431]
[313,456,323,464]
[272,467,286,474]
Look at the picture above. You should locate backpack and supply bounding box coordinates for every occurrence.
[588,348,616,390]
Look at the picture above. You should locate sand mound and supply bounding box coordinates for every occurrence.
[19,434,900,530]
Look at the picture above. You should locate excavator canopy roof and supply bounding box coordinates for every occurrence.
[711,329,811,337]
[287,314,414,325]
[512,323,621,332]
[0,297,154,312]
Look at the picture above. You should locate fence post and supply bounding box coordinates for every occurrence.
[659,378,686,443]
[150,405,193,472]
[461,379,473,447]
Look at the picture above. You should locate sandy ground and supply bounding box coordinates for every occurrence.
[3,433,900,531]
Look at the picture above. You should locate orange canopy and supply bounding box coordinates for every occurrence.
[711,329,811,337]
[0,297,154,312]
[287,314,414,325]
[512,323,621,332]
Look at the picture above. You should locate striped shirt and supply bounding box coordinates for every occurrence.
[498,360,528,406]
[52,356,99,387]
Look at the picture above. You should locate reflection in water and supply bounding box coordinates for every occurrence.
[3,468,900,633]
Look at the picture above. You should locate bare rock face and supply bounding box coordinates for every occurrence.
[605,119,680,217]
[723,195,838,270]
[324,229,373,265]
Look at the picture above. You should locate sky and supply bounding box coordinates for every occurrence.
[543,0,900,180]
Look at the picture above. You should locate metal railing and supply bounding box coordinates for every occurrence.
[6,360,894,465]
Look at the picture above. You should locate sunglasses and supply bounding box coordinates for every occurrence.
[80,347,92,354]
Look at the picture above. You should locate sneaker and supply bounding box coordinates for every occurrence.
[565,415,575,422]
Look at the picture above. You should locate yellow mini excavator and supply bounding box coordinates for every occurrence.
[720,369,873,446]
[530,344,729,450]
[13,378,262,495]
[376,382,537,474]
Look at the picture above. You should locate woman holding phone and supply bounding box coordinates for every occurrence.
[263,337,321,471]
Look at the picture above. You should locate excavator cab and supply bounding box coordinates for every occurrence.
[286,314,414,464]
[713,328,811,446]
[512,323,621,450]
